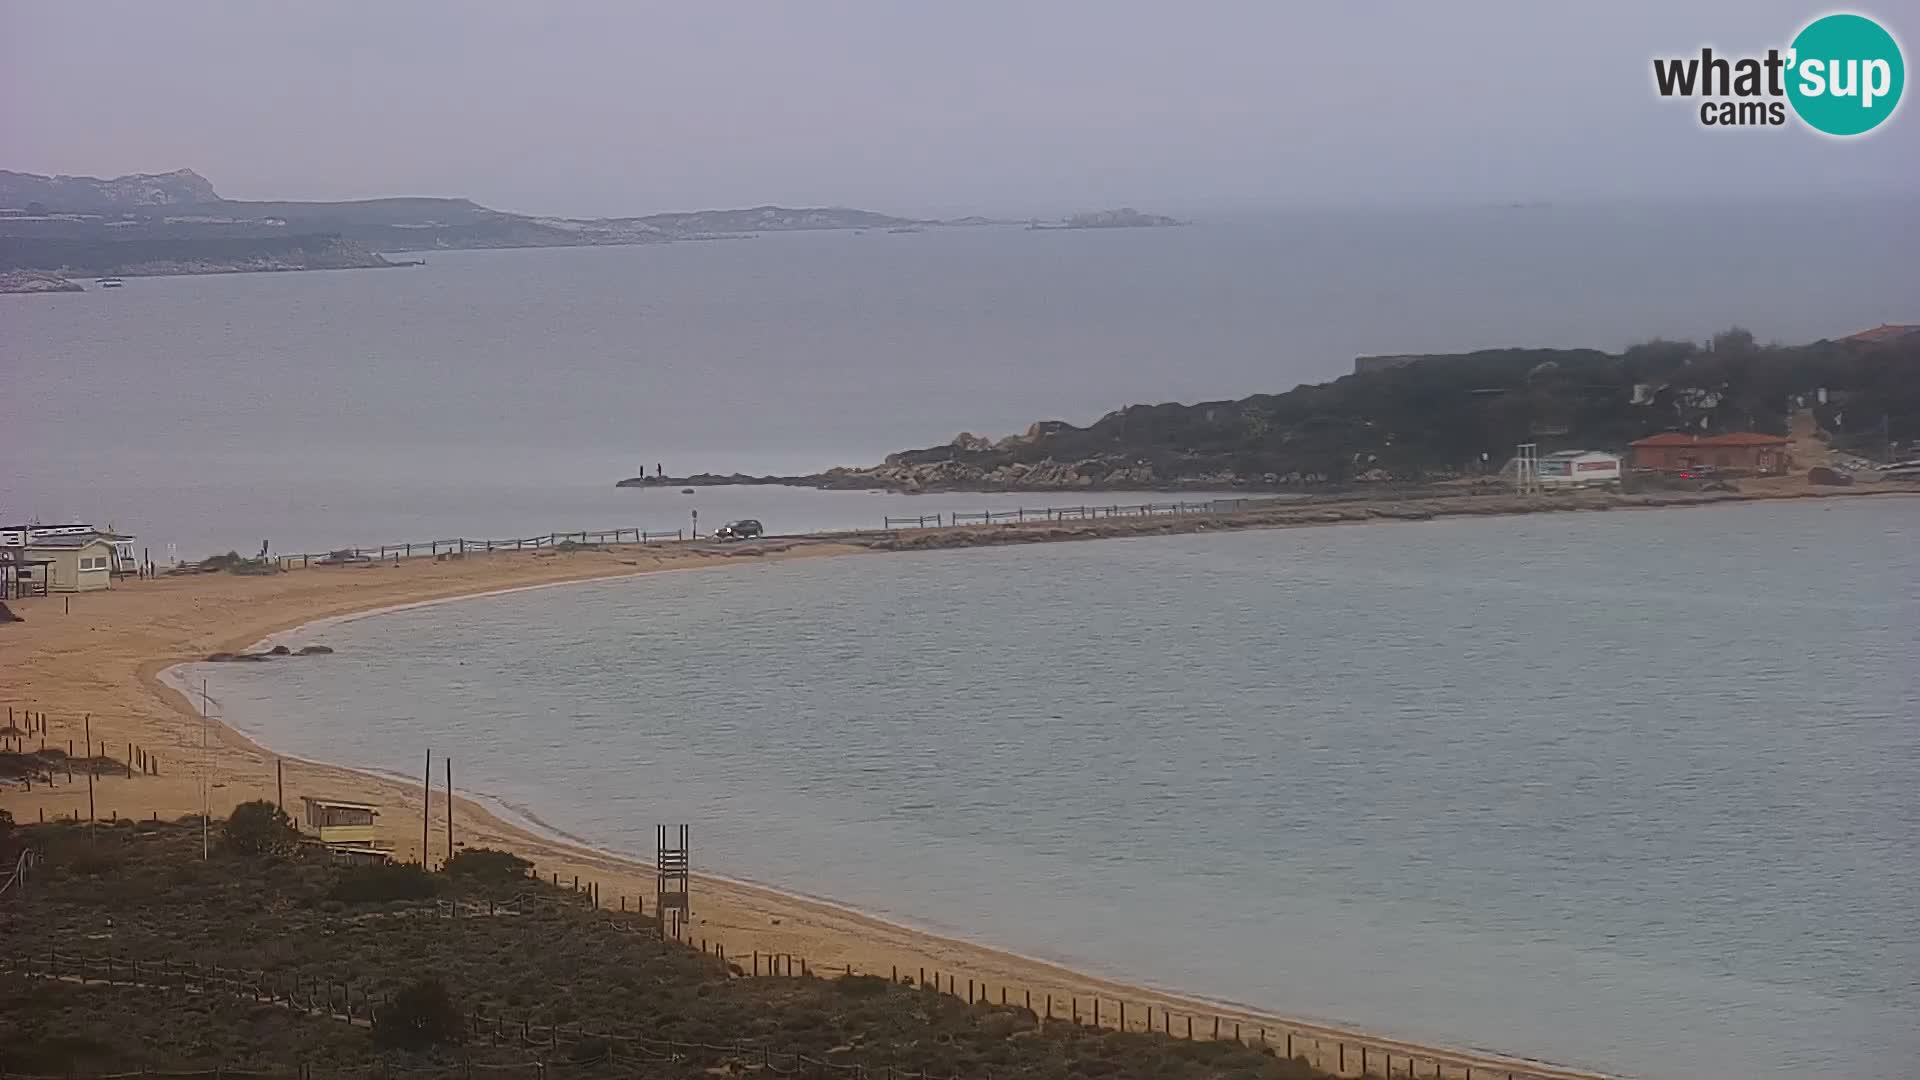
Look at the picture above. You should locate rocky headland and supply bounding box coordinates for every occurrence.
[619,332,1917,494]
[0,168,936,282]
[0,270,84,294]
[1030,207,1184,229]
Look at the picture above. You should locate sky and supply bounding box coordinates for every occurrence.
[2,1,1913,218]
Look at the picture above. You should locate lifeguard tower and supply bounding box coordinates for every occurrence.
[301,796,391,864]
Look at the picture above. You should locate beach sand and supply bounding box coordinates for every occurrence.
[9,507,1835,1080]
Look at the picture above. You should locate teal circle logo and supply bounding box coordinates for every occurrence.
[1787,14,1904,135]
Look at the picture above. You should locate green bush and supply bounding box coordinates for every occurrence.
[221,800,298,857]
[373,977,463,1048]
[66,847,124,878]
[835,973,889,998]
[443,846,531,886]
[328,861,440,903]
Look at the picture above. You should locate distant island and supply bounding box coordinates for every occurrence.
[1029,207,1184,230]
[0,168,950,290]
[618,329,1915,492]
[0,172,1192,290]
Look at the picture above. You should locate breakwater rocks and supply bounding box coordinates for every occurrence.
[615,458,1241,493]
[857,487,1917,551]
[205,644,334,662]
[0,271,85,294]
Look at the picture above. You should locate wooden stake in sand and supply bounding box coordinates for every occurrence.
[200,680,211,860]
[422,748,432,868]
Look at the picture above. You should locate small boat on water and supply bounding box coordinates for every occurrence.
[96,277,124,288]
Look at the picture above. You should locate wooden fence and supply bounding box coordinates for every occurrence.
[2,824,1602,1080]
[885,500,1258,530]
[1,707,159,807]
[527,868,1602,1080]
[5,701,1610,1080]
[272,528,686,570]
[4,947,992,1080]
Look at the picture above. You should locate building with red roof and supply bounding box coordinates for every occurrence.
[1840,324,1920,345]
[1628,432,1791,475]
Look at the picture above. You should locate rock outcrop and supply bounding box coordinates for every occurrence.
[0,270,83,294]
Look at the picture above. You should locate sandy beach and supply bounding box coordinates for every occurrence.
[12,490,1909,1078]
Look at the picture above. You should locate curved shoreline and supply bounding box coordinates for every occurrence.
[157,553,1616,1080]
[29,494,1915,1077]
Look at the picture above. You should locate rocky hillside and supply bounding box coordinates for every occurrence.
[633,205,923,233]
[0,168,219,210]
[0,167,954,284]
[1035,208,1184,229]
[0,232,394,278]
[0,169,945,275]
[852,334,1918,489]
[0,270,84,294]
[623,333,1918,492]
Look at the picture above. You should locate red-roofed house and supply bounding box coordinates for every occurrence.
[1841,323,1920,345]
[1629,432,1792,475]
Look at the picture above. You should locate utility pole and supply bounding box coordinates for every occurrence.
[446,758,454,860]
[200,679,211,859]
[422,748,432,868]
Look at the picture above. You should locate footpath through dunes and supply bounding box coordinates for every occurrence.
[2,818,1333,1080]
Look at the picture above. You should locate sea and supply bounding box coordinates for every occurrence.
[11,199,1920,1078]
[4,197,1918,558]
[180,498,1920,1080]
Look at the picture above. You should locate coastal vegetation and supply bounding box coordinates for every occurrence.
[3,818,1328,1080]
[0,232,395,279]
[0,169,1187,290]
[622,332,1916,491]
[0,168,928,287]
[871,333,1916,488]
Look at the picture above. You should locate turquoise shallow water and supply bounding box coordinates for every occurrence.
[186,498,1920,1080]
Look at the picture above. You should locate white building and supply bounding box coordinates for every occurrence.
[1536,450,1622,488]
[1,522,138,573]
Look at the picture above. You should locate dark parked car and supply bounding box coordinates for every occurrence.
[713,519,764,541]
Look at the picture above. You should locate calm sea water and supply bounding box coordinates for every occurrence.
[184,498,1920,1080]
[5,199,1918,558]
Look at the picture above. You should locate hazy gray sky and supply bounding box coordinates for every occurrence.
[3,1,1911,217]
